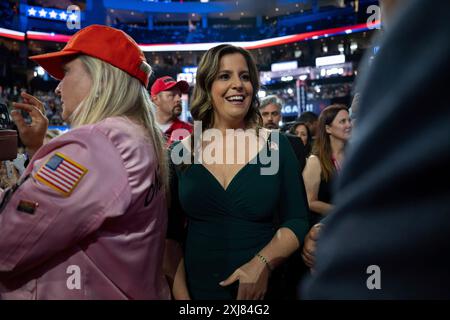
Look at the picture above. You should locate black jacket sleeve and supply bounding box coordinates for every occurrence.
[303,0,450,299]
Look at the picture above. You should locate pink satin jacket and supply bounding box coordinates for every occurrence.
[0,117,170,299]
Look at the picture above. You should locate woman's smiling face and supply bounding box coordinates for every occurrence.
[211,53,254,126]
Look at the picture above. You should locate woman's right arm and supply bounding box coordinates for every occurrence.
[302,156,333,215]
[0,128,132,279]
[163,240,190,299]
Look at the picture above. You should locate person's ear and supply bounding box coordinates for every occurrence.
[325,125,332,134]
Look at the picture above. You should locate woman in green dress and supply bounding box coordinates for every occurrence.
[167,44,309,300]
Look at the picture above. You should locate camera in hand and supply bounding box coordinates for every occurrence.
[0,103,18,161]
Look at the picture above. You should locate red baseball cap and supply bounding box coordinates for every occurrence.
[29,25,151,87]
[150,76,189,97]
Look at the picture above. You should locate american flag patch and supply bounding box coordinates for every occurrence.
[34,153,88,197]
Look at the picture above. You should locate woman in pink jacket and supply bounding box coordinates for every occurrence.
[0,25,170,299]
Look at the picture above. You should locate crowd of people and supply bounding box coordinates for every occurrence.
[0,22,346,299]
[1,86,65,125]
[1,0,449,300]
[113,8,361,45]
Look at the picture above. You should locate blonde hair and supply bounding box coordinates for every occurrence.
[69,55,168,192]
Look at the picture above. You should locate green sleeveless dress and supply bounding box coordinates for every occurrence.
[169,133,309,299]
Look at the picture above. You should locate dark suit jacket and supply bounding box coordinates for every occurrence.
[302,0,450,299]
[283,133,306,172]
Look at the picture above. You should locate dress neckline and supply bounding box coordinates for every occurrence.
[198,131,272,192]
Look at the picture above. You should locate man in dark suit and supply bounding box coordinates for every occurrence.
[258,95,309,299]
[259,95,307,171]
[302,0,450,299]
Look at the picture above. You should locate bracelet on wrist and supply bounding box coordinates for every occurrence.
[255,253,273,272]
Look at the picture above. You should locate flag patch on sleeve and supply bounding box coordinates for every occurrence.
[34,152,88,197]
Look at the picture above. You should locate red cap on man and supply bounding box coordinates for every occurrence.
[150,76,189,97]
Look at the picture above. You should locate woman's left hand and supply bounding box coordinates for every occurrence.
[219,257,270,300]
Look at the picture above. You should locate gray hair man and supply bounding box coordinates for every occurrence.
[259,95,283,130]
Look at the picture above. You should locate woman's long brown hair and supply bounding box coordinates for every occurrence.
[312,104,349,182]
